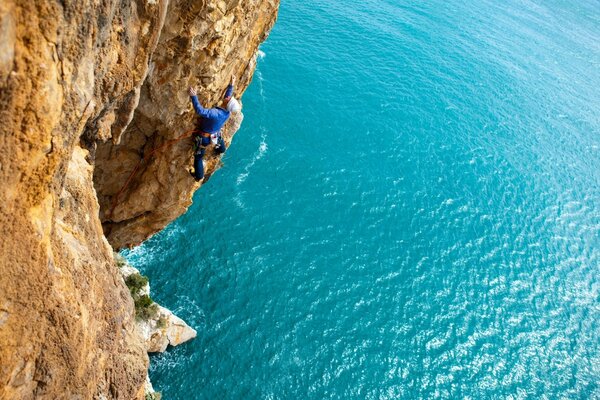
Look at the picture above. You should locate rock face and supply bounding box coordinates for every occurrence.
[0,1,278,399]
[95,0,278,249]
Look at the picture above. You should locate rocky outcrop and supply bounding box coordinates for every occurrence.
[1,144,149,399]
[142,305,198,353]
[0,1,165,397]
[118,261,197,353]
[0,1,278,399]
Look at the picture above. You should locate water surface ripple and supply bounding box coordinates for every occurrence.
[125,0,600,398]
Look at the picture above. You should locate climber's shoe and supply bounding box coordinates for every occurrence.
[189,168,203,182]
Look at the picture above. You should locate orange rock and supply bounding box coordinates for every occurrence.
[0,0,278,398]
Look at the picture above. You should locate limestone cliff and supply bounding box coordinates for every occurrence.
[0,1,278,398]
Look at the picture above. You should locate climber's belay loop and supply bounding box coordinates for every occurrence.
[107,129,196,219]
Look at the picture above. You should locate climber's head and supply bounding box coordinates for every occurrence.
[223,97,241,113]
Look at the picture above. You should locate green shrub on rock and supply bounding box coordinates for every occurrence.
[156,315,168,329]
[134,295,158,321]
[125,273,149,297]
[123,272,157,321]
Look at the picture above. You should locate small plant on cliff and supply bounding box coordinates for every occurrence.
[125,273,149,297]
[124,273,158,321]
[156,315,168,329]
[145,392,162,400]
[134,295,159,320]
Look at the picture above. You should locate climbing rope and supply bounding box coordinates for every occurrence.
[107,129,197,220]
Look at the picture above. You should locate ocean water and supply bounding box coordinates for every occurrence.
[124,0,600,398]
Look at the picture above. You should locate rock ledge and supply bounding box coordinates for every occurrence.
[118,258,197,353]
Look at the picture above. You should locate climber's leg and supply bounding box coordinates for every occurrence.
[191,147,205,181]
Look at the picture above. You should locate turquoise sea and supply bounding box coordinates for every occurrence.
[124,0,600,398]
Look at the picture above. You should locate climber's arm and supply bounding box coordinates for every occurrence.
[224,75,236,99]
[188,87,213,118]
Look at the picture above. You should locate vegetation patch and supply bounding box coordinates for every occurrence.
[156,315,168,329]
[124,272,157,321]
[133,294,158,321]
[125,273,149,297]
[145,392,162,400]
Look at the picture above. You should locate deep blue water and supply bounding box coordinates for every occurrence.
[124,0,600,398]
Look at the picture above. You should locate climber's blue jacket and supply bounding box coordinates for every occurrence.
[190,84,234,134]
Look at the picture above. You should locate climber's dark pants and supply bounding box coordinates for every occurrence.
[193,148,206,180]
[192,135,227,181]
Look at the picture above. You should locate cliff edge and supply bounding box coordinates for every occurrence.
[0,1,278,398]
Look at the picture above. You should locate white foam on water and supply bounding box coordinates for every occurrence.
[233,193,246,209]
[172,295,206,328]
[256,69,265,99]
[149,348,187,372]
[257,49,266,59]
[236,133,268,186]
[234,133,268,209]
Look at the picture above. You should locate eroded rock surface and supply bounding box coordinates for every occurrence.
[0,0,278,398]
[95,0,279,249]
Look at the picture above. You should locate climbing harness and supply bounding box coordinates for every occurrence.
[107,129,197,219]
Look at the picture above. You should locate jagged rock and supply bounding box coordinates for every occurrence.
[118,263,197,353]
[140,306,197,353]
[0,0,278,398]
[165,308,198,347]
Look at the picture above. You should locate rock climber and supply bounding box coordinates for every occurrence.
[188,75,242,181]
